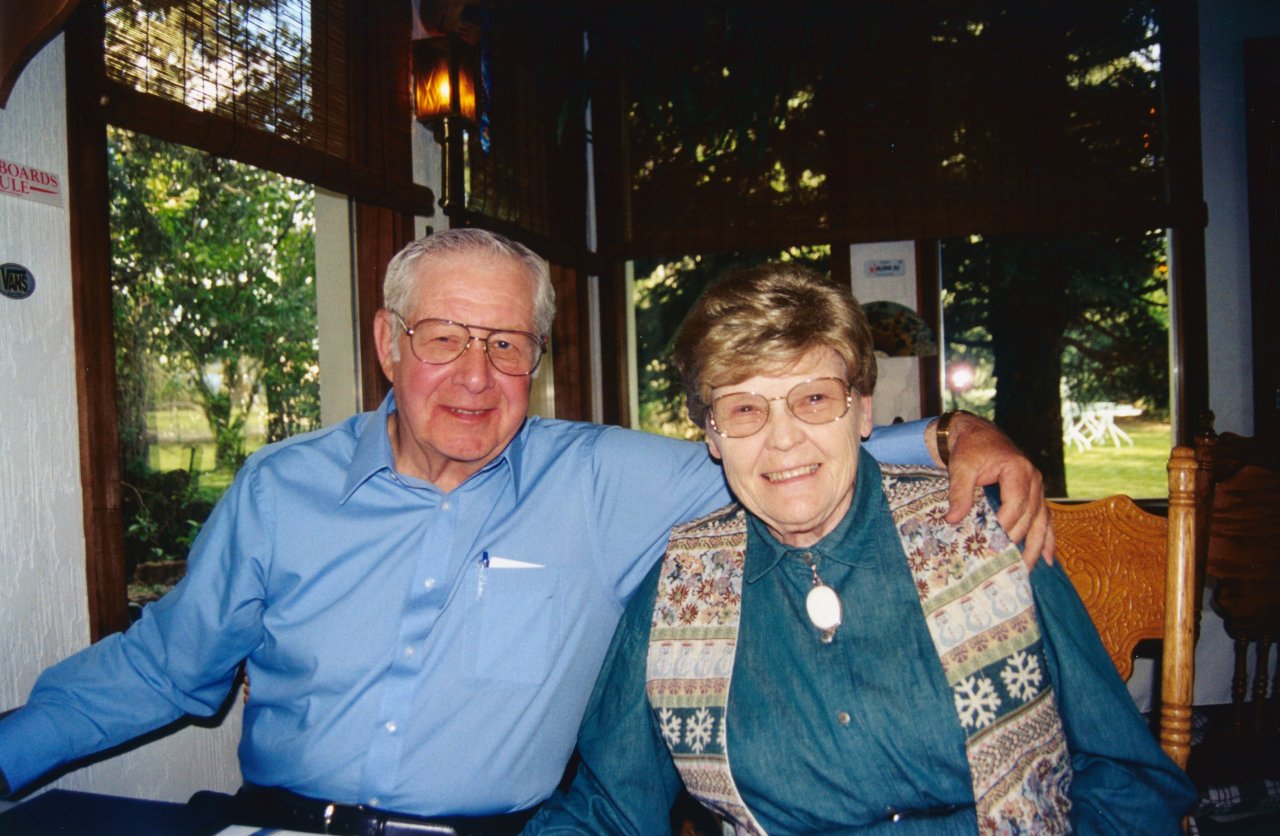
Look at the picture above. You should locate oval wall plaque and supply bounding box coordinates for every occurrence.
[1,263,35,299]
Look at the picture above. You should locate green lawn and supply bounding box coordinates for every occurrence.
[1063,419,1173,500]
[148,443,238,491]
[147,405,268,492]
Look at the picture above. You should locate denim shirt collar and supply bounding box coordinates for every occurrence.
[340,389,526,503]
[744,448,885,582]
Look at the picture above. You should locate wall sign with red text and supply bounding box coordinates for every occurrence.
[0,157,62,208]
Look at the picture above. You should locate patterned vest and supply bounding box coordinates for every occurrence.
[645,465,1073,834]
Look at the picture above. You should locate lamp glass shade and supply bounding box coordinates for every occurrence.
[414,36,477,123]
[455,62,476,122]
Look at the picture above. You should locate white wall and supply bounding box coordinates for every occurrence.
[1201,0,1280,436]
[315,187,361,425]
[848,240,926,426]
[0,35,86,732]
[0,36,242,807]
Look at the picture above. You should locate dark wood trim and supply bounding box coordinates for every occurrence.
[345,0,414,197]
[1244,36,1280,439]
[581,37,633,427]
[829,242,852,289]
[915,239,943,418]
[354,204,414,411]
[601,194,1205,264]
[1169,226,1209,445]
[595,264,631,428]
[0,0,80,106]
[345,0,415,412]
[66,0,129,640]
[445,208,605,276]
[93,0,429,215]
[584,39,630,265]
[1162,0,1209,444]
[99,81,435,218]
[549,264,592,422]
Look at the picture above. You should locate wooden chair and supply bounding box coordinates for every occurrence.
[1192,416,1280,740]
[1049,446,1199,769]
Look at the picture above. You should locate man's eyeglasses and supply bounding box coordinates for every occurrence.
[708,377,854,438]
[392,313,546,377]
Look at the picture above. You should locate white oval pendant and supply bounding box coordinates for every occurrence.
[806,584,842,632]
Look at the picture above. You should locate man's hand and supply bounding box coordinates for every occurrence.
[930,412,1055,567]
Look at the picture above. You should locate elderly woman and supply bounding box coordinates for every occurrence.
[526,263,1195,834]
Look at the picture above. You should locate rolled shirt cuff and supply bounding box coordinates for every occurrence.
[866,417,933,467]
[0,705,74,795]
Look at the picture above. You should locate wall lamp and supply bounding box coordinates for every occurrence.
[414,34,478,216]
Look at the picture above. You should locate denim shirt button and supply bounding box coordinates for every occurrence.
[837,710,850,725]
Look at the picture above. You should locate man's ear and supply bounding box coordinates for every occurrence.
[374,308,397,382]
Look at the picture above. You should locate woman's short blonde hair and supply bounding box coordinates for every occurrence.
[673,262,877,427]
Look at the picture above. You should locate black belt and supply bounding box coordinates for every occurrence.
[228,784,539,836]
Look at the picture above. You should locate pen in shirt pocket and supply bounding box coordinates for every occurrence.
[476,550,489,600]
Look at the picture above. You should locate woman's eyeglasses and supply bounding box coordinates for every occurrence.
[708,377,854,438]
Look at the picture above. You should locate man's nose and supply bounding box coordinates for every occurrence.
[453,336,495,387]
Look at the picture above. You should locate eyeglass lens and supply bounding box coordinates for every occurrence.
[407,319,542,375]
[711,378,852,437]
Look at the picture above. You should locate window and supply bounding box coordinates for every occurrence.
[601,2,1204,499]
[940,230,1172,497]
[68,0,422,638]
[109,128,321,612]
[631,248,831,440]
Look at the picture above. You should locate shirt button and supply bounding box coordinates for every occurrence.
[385,721,397,733]
[441,501,451,511]
[404,645,415,657]
[837,711,850,726]
[424,577,437,590]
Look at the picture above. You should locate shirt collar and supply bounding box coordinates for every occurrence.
[744,448,885,582]
[340,389,529,503]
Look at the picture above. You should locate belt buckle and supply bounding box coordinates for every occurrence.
[325,802,375,836]
[381,821,458,836]
[341,804,459,836]
[364,807,459,836]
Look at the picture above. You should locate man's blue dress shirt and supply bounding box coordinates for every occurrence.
[0,393,927,814]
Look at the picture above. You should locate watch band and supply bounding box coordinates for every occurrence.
[934,409,976,467]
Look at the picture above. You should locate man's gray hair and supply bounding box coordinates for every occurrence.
[383,228,556,349]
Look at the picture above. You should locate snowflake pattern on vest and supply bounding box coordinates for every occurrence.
[646,468,1073,834]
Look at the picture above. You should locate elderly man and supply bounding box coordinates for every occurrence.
[0,229,1049,834]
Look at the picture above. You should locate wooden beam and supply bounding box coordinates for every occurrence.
[66,0,129,640]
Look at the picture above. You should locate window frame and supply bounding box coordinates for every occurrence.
[66,0,421,639]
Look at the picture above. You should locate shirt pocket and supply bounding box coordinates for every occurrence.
[470,565,560,684]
